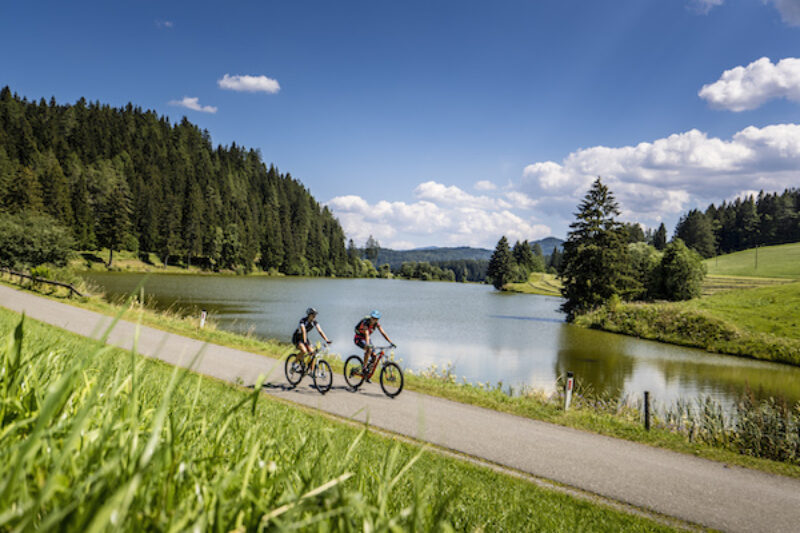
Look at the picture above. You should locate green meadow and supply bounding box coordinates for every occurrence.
[705,242,800,279]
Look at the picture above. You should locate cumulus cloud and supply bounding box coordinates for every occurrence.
[474,180,497,191]
[327,182,551,249]
[699,57,800,111]
[218,74,280,94]
[513,123,800,232]
[168,96,217,113]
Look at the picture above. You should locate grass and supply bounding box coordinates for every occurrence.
[3,271,800,480]
[0,307,678,532]
[704,242,800,279]
[504,272,563,296]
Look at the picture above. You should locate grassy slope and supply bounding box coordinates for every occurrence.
[0,307,675,532]
[705,242,800,279]
[504,272,563,296]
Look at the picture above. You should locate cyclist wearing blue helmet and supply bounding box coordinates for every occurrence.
[354,310,395,376]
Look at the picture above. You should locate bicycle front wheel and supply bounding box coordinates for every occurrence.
[284,354,304,387]
[379,362,404,398]
[313,359,333,394]
[343,355,365,390]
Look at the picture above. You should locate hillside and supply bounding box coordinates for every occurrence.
[0,87,350,275]
[705,242,800,279]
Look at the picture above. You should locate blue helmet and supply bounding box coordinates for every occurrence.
[370,309,381,319]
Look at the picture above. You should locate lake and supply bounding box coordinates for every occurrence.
[83,272,800,408]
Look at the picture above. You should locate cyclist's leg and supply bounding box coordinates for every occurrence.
[296,342,311,367]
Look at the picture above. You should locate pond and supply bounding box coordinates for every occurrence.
[83,272,800,408]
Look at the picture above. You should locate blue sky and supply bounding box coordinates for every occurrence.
[3,0,800,248]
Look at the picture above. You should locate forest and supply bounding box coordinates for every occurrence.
[0,87,359,275]
[675,190,800,258]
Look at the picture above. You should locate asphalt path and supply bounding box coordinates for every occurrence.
[2,284,800,532]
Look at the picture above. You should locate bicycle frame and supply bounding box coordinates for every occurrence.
[362,345,392,380]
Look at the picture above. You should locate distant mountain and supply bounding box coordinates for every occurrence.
[370,238,564,269]
[373,246,492,269]
[534,237,564,256]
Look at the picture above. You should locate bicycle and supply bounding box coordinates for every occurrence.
[284,343,333,394]
[343,345,404,398]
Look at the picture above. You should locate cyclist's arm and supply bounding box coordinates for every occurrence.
[315,323,331,343]
[377,324,393,346]
[300,324,308,344]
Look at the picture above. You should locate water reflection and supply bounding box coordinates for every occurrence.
[555,326,635,397]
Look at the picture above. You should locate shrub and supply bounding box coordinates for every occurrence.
[0,211,75,268]
[655,239,706,301]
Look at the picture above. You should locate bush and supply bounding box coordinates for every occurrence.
[655,239,706,301]
[0,211,75,268]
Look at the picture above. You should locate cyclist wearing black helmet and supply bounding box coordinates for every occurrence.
[354,310,395,377]
[293,308,331,369]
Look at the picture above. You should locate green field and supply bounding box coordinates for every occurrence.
[0,307,677,532]
[705,242,800,279]
[504,272,563,296]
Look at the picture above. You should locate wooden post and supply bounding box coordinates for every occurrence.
[644,391,651,431]
[564,371,574,411]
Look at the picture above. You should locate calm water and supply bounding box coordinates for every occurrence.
[83,273,800,407]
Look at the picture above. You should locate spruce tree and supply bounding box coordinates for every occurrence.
[675,209,716,258]
[653,223,668,251]
[560,178,638,321]
[487,236,513,290]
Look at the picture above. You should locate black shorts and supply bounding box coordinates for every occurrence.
[292,331,306,346]
[354,336,368,349]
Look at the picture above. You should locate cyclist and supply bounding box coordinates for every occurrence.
[292,307,331,370]
[353,310,395,379]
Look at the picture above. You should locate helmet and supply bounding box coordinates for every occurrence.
[370,309,381,319]
[306,307,317,316]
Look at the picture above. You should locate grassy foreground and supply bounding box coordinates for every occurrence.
[0,307,675,532]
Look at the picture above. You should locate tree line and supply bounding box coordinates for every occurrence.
[674,189,800,258]
[0,87,356,275]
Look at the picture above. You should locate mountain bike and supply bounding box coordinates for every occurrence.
[343,345,404,398]
[284,344,333,394]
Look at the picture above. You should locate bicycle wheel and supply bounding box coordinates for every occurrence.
[343,355,365,390]
[312,359,333,394]
[284,353,305,388]
[379,362,404,398]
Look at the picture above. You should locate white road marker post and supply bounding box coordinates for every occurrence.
[564,371,574,411]
[200,309,207,328]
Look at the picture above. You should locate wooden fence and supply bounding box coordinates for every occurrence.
[0,267,84,298]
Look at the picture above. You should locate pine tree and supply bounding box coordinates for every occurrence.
[675,209,716,258]
[653,223,668,251]
[560,178,638,321]
[487,236,513,290]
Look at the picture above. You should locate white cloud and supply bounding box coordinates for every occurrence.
[699,57,800,111]
[218,74,280,94]
[769,0,800,26]
[327,183,551,249]
[513,123,800,232]
[689,0,800,25]
[155,20,173,29]
[474,180,497,191]
[168,96,217,113]
[414,181,511,209]
[690,0,724,14]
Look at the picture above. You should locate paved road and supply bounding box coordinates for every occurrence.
[3,284,800,532]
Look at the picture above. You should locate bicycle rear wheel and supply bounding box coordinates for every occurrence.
[379,362,404,398]
[343,355,365,390]
[312,359,333,394]
[284,354,304,388]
